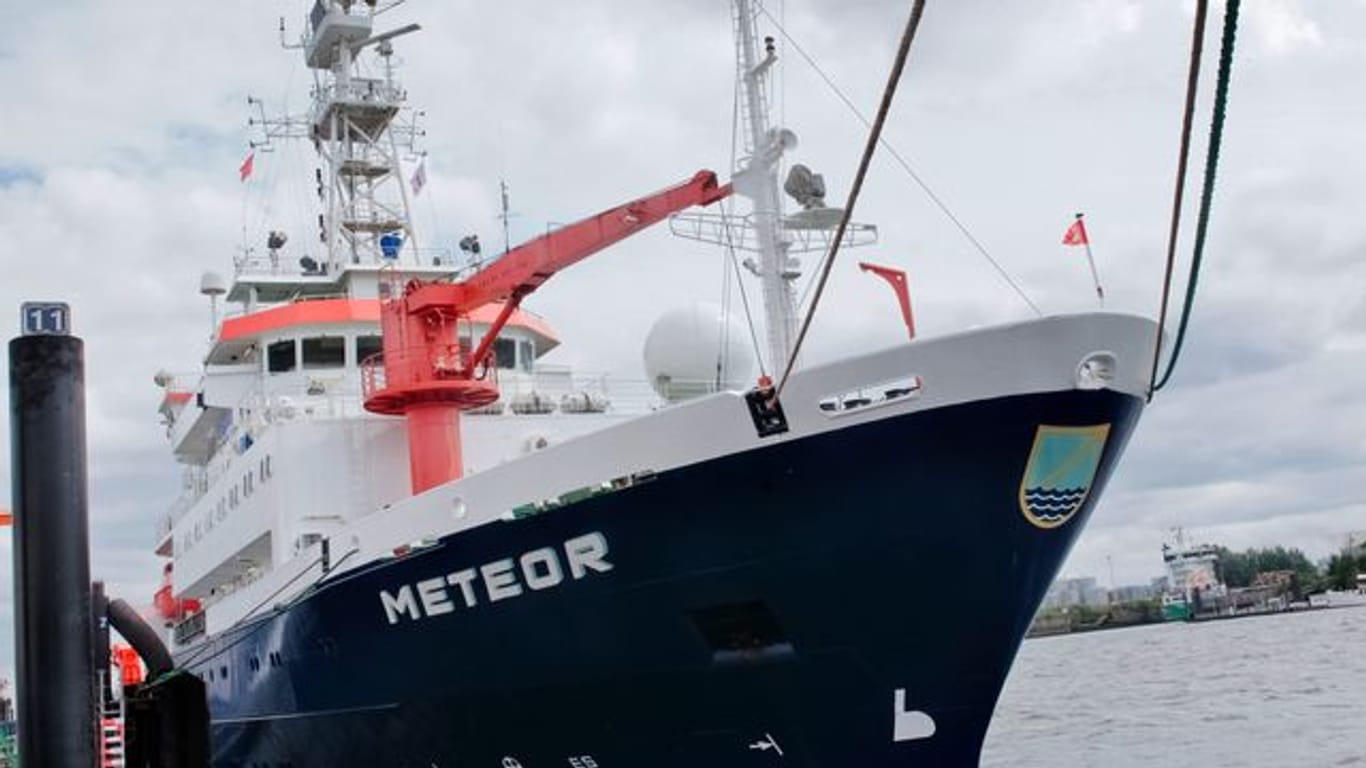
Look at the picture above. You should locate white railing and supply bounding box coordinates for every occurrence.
[233,252,289,276]
[300,368,742,420]
[235,248,458,276]
[311,77,403,126]
[154,492,198,545]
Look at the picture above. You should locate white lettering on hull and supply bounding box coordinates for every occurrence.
[417,577,454,616]
[378,532,614,625]
[380,585,421,625]
[481,559,523,602]
[519,547,564,591]
[892,688,937,742]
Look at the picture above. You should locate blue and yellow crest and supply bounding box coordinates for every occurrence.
[1018,424,1111,529]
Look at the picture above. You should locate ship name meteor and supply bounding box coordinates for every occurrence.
[378,532,613,625]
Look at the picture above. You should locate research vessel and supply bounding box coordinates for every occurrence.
[151,2,1156,764]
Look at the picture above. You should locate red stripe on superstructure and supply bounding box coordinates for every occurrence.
[218,298,559,344]
[219,299,379,341]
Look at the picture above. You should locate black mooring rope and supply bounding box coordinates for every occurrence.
[776,0,928,398]
[1152,0,1241,394]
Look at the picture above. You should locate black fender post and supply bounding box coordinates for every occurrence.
[9,321,97,767]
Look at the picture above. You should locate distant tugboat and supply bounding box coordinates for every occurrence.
[149,2,1158,765]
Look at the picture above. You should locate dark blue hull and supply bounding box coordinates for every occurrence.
[184,388,1142,767]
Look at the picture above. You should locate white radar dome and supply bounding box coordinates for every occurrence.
[643,303,756,402]
[199,270,228,296]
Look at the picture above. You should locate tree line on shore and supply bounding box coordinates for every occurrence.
[1029,542,1364,637]
[1213,545,1365,594]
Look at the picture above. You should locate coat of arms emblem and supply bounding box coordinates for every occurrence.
[1019,424,1111,529]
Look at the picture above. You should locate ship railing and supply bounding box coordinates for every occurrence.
[359,346,502,401]
[236,249,457,276]
[172,610,206,645]
[157,496,194,539]
[285,291,352,305]
[352,363,748,417]
[192,565,267,615]
[413,247,458,267]
[232,253,351,280]
[359,354,385,396]
[154,391,282,549]
[153,513,175,549]
[157,373,199,394]
[154,457,234,547]
[669,209,878,255]
[313,77,404,113]
[211,370,742,434]
[232,252,289,276]
[483,370,748,416]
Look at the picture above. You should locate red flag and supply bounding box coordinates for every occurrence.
[239,151,255,182]
[1062,216,1089,246]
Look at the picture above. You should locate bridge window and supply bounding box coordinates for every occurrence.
[494,337,517,370]
[267,340,296,373]
[355,335,383,365]
[302,336,345,369]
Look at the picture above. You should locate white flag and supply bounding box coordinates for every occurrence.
[410,159,427,196]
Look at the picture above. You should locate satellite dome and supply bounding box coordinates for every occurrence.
[643,303,755,402]
[199,271,228,296]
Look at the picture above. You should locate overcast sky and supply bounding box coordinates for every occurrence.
[1,0,1363,684]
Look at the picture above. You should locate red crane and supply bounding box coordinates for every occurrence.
[363,169,732,493]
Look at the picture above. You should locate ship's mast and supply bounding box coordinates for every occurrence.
[733,0,798,374]
[670,0,876,377]
[290,1,421,271]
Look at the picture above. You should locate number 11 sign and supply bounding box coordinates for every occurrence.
[20,302,71,336]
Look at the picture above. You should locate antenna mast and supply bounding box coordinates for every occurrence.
[498,180,517,255]
[670,0,877,376]
[259,1,424,272]
[733,0,797,373]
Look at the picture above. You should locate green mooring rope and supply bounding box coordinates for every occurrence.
[1148,0,1208,400]
[1153,0,1241,393]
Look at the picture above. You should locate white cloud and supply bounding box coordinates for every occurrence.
[1246,0,1324,55]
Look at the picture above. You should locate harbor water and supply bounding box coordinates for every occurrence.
[982,602,1366,766]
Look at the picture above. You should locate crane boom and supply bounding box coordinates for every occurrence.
[405,170,731,315]
[363,169,732,494]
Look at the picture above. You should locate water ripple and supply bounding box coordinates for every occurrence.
[982,604,1366,767]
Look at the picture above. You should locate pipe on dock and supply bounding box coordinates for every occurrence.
[108,597,175,679]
